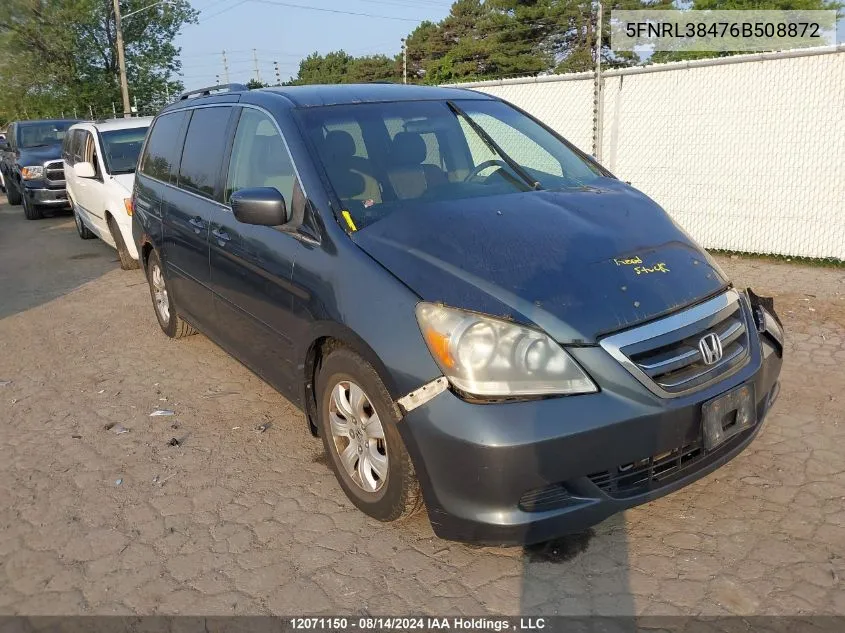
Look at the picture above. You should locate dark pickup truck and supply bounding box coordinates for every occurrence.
[0,119,79,219]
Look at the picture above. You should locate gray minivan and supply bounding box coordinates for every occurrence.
[133,83,784,544]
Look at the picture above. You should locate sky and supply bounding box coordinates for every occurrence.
[174,0,845,90]
[174,0,454,89]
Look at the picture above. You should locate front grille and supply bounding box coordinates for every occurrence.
[44,160,64,184]
[588,429,750,498]
[518,484,577,512]
[600,290,751,398]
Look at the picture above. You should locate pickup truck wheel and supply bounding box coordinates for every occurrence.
[107,215,139,270]
[22,195,43,220]
[146,250,196,339]
[316,347,423,522]
[73,206,94,238]
[6,182,22,206]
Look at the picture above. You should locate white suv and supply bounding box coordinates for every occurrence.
[63,117,152,269]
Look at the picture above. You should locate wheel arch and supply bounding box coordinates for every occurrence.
[300,323,402,438]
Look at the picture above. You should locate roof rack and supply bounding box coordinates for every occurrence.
[178,83,247,101]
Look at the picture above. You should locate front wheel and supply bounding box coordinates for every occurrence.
[23,195,43,220]
[73,205,94,237]
[316,346,423,522]
[145,250,196,339]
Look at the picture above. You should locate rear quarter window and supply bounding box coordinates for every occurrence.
[139,111,189,183]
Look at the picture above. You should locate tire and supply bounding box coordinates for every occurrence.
[22,194,43,220]
[73,205,94,238]
[316,346,423,522]
[6,182,22,206]
[108,215,139,270]
[145,249,196,339]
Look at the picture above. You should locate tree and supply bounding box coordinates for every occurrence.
[0,0,196,122]
[288,51,400,85]
[245,78,268,89]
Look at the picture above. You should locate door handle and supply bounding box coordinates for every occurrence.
[188,216,205,234]
[211,227,230,244]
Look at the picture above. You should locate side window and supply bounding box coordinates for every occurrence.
[83,132,102,179]
[177,107,233,199]
[72,130,86,164]
[62,131,73,164]
[225,108,296,206]
[139,111,189,183]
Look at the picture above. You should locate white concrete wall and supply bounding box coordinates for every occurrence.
[452,47,845,260]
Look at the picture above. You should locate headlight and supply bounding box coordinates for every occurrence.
[21,166,44,180]
[415,303,597,397]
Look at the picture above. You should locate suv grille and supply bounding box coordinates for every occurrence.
[599,290,751,398]
[45,160,65,184]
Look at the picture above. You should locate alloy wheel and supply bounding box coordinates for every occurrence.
[328,380,388,493]
[150,263,170,322]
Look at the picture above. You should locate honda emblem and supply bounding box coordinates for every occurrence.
[698,333,723,365]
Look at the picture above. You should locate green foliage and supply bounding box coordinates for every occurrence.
[290,0,677,87]
[245,78,268,89]
[287,51,400,85]
[0,0,197,124]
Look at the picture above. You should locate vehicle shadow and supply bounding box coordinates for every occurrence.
[0,202,119,320]
[519,514,634,617]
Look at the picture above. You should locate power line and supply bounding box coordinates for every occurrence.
[250,0,425,22]
[196,0,248,23]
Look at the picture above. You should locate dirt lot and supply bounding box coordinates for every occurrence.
[1,200,844,616]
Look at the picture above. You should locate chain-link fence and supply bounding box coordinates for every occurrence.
[451,45,845,261]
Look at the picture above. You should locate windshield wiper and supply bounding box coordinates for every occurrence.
[446,100,542,191]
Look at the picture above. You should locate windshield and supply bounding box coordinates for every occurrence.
[100,127,149,174]
[18,121,75,148]
[298,99,606,229]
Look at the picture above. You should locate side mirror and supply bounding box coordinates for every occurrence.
[74,161,96,178]
[231,187,289,226]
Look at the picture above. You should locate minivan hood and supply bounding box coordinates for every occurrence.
[17,144,62,164]
[352,179,729,344]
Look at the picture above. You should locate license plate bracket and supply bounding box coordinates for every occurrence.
[702,383,756,451]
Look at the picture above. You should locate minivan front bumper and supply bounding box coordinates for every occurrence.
[398,326,782,545]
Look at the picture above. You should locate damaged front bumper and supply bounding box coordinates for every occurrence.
[396,288,784,545]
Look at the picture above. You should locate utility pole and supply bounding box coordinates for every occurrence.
[274,61,281,86]
[133,94,138,116]
[89,104,94,119]
[592,0,604,161]
[253,48,261,84]
[222,50,230,84]
[216,74,220,86]
[401,38,407,84]
[112,102,116,116]
[112,0,132,118]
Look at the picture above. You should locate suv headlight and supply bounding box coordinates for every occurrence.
[415,303,597,398]
[21,166,44,180]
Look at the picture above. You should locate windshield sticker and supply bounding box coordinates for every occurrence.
[634,262,671,275]
[341,210,358,232]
